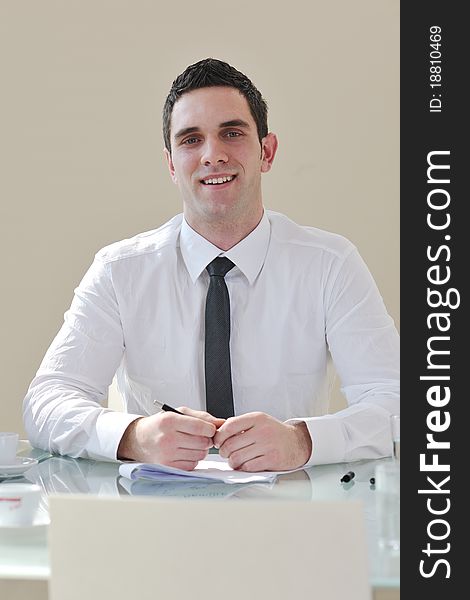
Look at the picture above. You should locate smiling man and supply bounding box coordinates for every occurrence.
[23,58,400,471]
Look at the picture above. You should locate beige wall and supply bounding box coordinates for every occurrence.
[0,1,399,435]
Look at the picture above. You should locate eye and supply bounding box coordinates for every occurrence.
[182,137,200,145]
[225,131,242,138]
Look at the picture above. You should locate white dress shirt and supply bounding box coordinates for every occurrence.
[23,210,400,465]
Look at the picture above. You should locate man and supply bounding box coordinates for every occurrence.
[23,58,399,471]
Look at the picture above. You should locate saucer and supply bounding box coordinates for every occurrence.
[0,457,39,477]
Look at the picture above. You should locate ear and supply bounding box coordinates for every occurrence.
[164,147,178,184]
[260,133,278,173]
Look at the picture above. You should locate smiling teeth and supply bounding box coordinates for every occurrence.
[203,176,233,185]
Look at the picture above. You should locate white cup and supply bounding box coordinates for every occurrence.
[375,462,400,552]
[0,483,42,526]
[0,432,19,465]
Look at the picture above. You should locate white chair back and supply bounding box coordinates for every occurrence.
[49,494,371,600]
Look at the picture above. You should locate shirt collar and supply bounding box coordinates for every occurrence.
[179,211,270,285]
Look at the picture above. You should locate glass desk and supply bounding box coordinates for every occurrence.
[0,446,399,598]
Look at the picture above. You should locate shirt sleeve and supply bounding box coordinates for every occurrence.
[23,255,141,461]
[288,245,400,466]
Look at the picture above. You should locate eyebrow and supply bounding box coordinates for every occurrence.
[173,126,199,141]
[219,119,250,129]
[173,119,251,141]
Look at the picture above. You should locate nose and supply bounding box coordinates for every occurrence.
[200,137,228,166]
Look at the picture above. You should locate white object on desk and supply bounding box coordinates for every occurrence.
[0,432,19,465]
[49,494,371,600]
[0,510,50,542]
[0,457,39,478]
[390,415,400,462]
[119,454,279,484]
[375,462,400,552]
[0,483,42,526]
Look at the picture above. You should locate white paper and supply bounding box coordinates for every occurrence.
[119,454,279,484]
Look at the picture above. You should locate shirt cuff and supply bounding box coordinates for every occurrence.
[86,411,143,462]
[285,416,346,466]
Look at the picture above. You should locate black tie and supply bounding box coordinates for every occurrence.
[205,257,235,419]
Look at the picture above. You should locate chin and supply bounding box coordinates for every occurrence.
[202,198,240,217]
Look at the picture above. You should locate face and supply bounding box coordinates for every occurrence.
[165,86,277,230]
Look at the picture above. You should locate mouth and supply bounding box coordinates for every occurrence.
[200,174,237,188]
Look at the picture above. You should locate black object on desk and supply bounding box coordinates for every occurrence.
[340,471,355,483]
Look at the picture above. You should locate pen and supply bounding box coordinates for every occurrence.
[340,471,355,483]
[153,399,185,416]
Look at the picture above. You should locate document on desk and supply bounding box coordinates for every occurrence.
[119,454,279,484]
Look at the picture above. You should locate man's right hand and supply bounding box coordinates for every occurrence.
[117,407,225,470]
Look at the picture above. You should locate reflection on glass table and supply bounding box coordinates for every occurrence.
[1,445,399,591]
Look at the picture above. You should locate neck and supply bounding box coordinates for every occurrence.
[185,207,263,251]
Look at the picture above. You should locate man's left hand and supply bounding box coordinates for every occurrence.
[213,412,312,471]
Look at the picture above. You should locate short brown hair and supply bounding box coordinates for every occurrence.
[163,58,268,153]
